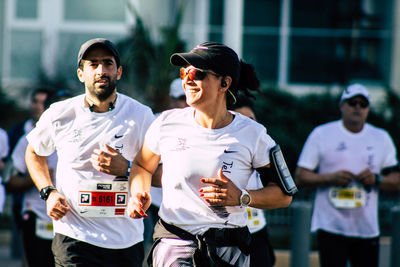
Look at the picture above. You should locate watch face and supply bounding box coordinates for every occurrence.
[241,194,251,205]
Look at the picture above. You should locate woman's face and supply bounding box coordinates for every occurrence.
[181,66,221,108]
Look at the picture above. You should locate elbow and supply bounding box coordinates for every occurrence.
[281,195,293,208]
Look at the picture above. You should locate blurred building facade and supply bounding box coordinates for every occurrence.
[0,0,399,101]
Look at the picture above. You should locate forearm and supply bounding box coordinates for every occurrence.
[295,167,333,187]
[248,183,292,209]
[129,162,152,194]
[25,144,53,191]
[379,172,400,192]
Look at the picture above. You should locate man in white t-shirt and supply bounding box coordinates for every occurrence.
[295,84,400,267]
[0,128,8,212]
[25,38,154,267]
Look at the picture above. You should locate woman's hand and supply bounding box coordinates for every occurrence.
[199,169,242,206]
[127,192,150,218]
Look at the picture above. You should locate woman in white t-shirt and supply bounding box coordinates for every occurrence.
[128,42,292,267]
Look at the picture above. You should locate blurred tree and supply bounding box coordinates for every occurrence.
[117,1,186,113]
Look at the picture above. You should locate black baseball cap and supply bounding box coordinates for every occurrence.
[170,42,240,87]
[77,38,120,68]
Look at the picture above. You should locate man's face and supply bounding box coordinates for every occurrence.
[77,46,122,101]
[339,95,370,125]
[31,92,47,121]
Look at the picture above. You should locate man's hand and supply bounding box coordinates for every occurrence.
[46,191,70,220]
[199,169,242,206]
[355,168,376,187]
[127,192,150,219]
[330,170,355,186]
[91,144,129,176]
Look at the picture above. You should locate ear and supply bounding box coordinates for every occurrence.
[77,68,85,83]
[220,76,232,91]
[116,66,122,81]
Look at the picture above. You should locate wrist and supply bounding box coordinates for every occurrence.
[40,186,57,201]
[126,161,132,177]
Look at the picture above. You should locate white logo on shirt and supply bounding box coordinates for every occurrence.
[171,138,190,151]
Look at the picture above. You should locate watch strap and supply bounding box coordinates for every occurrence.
[40,186,56,201]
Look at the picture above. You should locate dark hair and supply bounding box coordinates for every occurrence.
[31,88,53,101]
[227,60,260,107]
[44,90,73,110]
[228,93,255,111]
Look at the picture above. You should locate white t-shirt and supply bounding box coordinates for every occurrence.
[0,128,8,212]
[27,93,155,249]
[145,107,276,235]
[12,134,57,221]
[297,120,398,238]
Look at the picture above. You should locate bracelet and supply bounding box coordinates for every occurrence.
[126,161,132,177]
[375,174,382,186]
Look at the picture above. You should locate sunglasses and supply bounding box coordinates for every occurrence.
[180,67,218,81]
[346,99,369,108]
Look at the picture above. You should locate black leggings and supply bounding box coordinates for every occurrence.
[317,230,379,267]
[21,211,54,267]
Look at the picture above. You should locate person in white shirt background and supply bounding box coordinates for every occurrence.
[295,84,400,267]
[0,128,9,213]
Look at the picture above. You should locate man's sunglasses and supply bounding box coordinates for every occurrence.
[180,67,218,81]
[346,98,369,108]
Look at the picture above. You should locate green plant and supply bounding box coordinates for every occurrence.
[117,1,186,112]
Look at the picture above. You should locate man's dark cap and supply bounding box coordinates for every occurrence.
[77,38,120,68]
[170,42,240,87]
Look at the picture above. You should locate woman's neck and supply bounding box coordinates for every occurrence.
[194,107,233,129]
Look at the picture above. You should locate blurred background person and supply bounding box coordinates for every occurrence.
[0,128,9,213]
[295,84,400,267]
[6,90,68,267]
[229,94,276,267]
[168,78,187,109]
[4,87,52,260]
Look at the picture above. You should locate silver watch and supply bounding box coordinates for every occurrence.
[240,189,251,207]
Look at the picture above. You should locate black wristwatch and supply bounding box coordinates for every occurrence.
[40,186,57,201]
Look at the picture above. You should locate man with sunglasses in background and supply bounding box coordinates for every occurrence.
[294,83,400,267]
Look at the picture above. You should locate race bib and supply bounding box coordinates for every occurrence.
[329,183,366,209]
[35,217,53,240]
[77,179,128,217]
[246,207,262,228]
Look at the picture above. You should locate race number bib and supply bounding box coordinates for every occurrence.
[329,183,366,209]
[246,207,262,228]
[77,179,128,217]
[35,217,53,240]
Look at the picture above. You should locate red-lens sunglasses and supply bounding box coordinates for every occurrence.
[180,67,218,81]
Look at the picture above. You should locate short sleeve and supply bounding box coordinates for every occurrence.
[381,131,398,169]
[11,135,28,173]
[0,128,9,158]
[252,128,277,169]
[26,108,56,156]
[144,115,163,155]
[297,128,321,171]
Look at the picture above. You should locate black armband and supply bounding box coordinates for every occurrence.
[381,164,400,175]
[257,145,298,196]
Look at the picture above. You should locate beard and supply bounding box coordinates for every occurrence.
[86,74,118,101]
